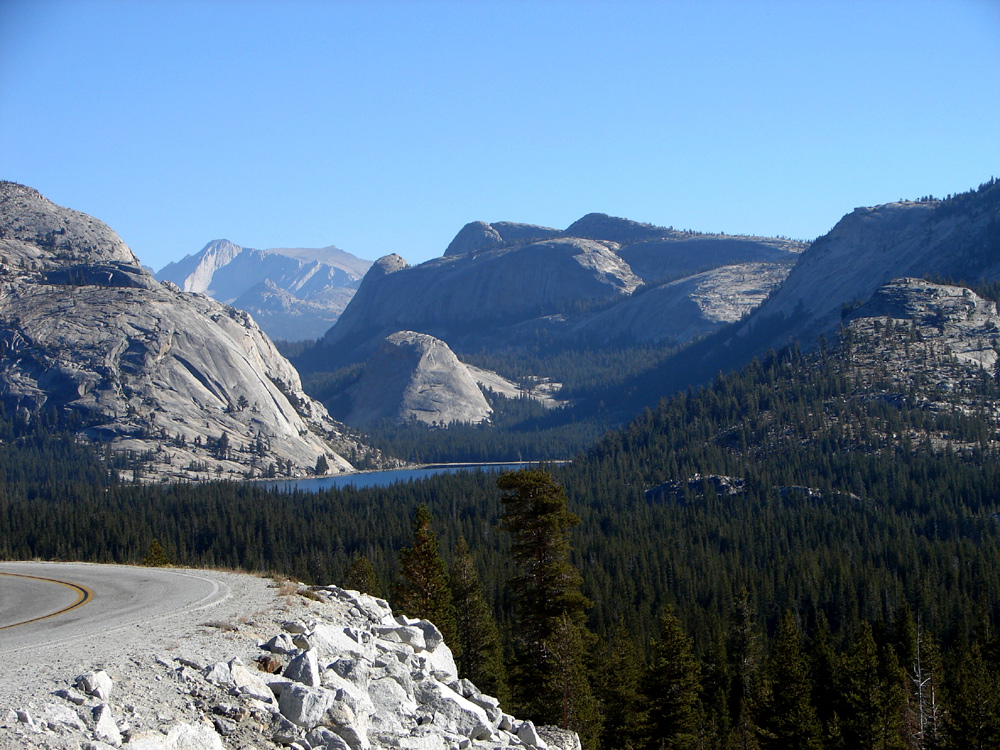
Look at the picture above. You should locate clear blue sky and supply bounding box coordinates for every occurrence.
[2,0,998,270]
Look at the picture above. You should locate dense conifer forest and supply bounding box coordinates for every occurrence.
[4,320,1000,747]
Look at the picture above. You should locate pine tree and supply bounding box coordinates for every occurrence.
[943,643,1000,749]
[726,588,764,749]
[315,454,330,475]
[142,538,170,567]
[394,504,458,650]
[761,611,822,750]
[496,469,597,739]
[808,611,843,748]
[642,606,704,750]
[545,612,603,749]
[597,619,646,750]
[343,553,383,598]
[449,536,509,705]
[839,622,907,750]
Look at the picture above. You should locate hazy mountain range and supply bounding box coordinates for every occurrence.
[156,239,372,341]
[2,176,997,468]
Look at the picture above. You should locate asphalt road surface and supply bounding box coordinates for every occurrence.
[0,561,232,656]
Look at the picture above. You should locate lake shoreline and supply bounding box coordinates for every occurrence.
[263,460,570,493]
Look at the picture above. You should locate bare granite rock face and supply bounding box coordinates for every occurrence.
[324,237,642,356]
[341,331,562,427]
[156,239,372,342]
[346,331,493,426]
[844,278,1000,403]
[443,220,561,257]
[317,213,803,364]
[736,180,1000,351]
[0,182,385,481]
[570,261,791,345]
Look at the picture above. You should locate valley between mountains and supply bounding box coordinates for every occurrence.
[2,177,1000,749]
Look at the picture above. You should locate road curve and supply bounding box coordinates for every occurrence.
[0,561,232,656]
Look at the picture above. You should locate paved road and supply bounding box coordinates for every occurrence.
[0,562,232,656]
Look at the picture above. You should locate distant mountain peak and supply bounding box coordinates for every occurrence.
[563,213,675,245]
[370,253,409,275]
[156,239,373,341]
[443,220,560,257]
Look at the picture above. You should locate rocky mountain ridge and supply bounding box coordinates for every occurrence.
[316,214,804,363]
[735,179,1000,352]
[157,239,372,341]
[0,182,385,482]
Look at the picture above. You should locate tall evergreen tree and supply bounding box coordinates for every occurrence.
[727,588,765,750]
[839,622,907,750]
[545,613,604,749]
[642,606,704,750]
[394,504,459,650]
[449,536,509,705]
[496,469,597,740]
[808,612,844,749]
[597,619,646,750]
[943,643,1000,750]
[761,611,823,750]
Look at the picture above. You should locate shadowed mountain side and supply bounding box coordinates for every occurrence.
[320,238,640,359]
[732,180,1000,354]
[309,214,804,371]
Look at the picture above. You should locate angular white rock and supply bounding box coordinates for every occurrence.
[538,725,583,750]
[284,648,321,687]
[413,678,493,741]
[39,701,86,731]
[517,720,547,748]
[278,683,340,729]
[230,659,275,704]
[127,722,225,749]
[77,670,114,700]
[92,703,122,747]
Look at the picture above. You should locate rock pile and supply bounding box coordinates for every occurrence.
[2,585,580,750]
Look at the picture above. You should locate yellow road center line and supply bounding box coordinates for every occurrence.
[0,571,93,630]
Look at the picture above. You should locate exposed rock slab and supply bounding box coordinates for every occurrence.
[845,278,1000,394]
[737,180,1000,351]
[338,331,563,427]
[318,212,803,364]
[571,261,791,345]
[0,182,386,481]
[345,331,494,426]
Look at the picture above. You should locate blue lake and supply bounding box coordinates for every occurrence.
[263,462,549,492]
